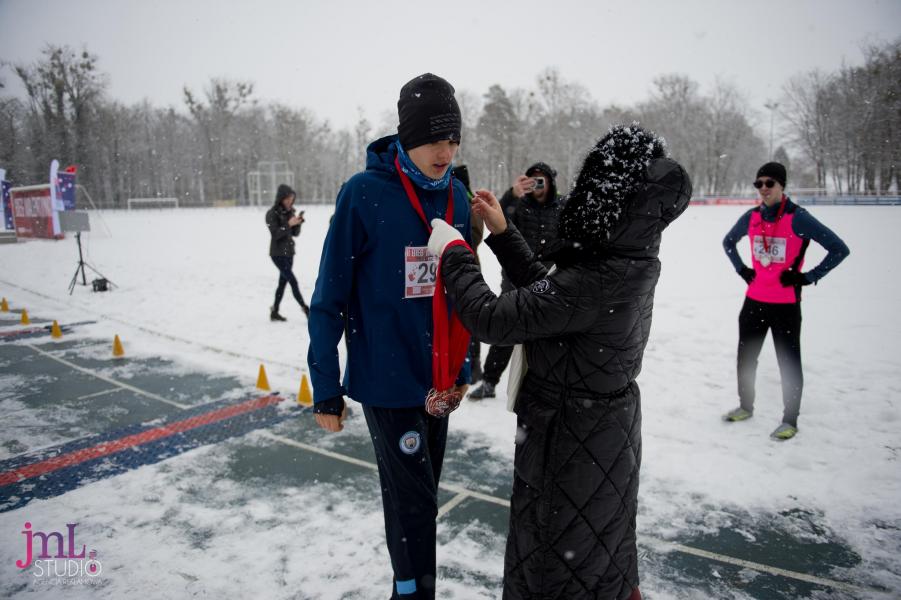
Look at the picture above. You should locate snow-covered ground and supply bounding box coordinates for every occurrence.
[0,204,899,598]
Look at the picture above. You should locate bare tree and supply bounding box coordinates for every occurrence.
[183,78,254,203]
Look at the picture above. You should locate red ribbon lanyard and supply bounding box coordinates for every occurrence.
[761,195,787,254]
[394,155,454,231]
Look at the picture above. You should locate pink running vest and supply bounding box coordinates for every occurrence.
[747,207,805,304]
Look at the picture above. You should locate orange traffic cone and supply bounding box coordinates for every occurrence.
[20,309,30,325]
[297,374,313,406]
[256,364,271,391]
[51,320,63,339]
[112,334,125,358]
[1,297,8,312]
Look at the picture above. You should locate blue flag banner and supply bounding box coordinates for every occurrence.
[59,172,77,210]
[1,180,11,231]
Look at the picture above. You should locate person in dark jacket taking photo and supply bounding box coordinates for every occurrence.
[468,161,566,400]
[428,124,691,600]
[265,184,309,321]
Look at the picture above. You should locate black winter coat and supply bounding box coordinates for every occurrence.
[266,204,301,257]
[500,189,566,263]
[441,158,691,599]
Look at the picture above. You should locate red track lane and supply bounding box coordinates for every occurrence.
[0,394,282,486]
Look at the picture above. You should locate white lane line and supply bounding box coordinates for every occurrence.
[647,538,870,595]
[260,431,509,507]
[75,388,121,401]
[439,481,509,509]
[437,492,469,519]
[260,431,377,471]
[24,343,190,410]
[258,430,878,595]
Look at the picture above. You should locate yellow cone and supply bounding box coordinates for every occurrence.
[51,320,63,339]
[297,374,313,406]
[112,334,125,358]
[1,297,8,312]
[20,309,30,325]
[256,364,271,391]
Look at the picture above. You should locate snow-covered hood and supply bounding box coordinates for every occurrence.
[557,124,691,259]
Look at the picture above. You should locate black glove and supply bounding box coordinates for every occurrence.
[780,270,811,287]
[739,266,756,284]
[312,395,345,415]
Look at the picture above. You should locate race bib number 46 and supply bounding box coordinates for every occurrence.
[405,246,437,298]
[752,235,787,264]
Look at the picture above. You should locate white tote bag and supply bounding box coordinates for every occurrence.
[506,343,527,413]
[505,266,555,412]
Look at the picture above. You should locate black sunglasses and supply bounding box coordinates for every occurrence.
[753,179,777,189]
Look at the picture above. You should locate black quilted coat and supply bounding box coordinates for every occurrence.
[440,157,691,599]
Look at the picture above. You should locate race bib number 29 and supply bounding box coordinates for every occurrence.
[405,246,437,298]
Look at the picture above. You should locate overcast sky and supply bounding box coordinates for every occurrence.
[1,0,899,132]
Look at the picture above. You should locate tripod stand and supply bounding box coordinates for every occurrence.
[68,232,114,295]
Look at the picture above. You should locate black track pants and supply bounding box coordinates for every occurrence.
[271,255,307,311]
[363,404,449,599]
[737,297,803,427]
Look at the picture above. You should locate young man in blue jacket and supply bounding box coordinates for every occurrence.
[307,73,471,600]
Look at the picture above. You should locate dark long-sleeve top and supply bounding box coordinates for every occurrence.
[722,198,850,283]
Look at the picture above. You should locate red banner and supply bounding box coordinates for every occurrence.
[10,185,62,239]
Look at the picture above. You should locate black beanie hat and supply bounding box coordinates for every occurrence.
[756,162,787,187]
[397,73,461,151]
[275,184,295,205]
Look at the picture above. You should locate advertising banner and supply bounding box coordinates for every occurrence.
[9,185,60,239]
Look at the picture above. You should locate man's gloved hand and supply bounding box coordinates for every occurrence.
[428,219,463,258]
[739,266,756,284]
[780,270,811,287]
[313,395,347,432]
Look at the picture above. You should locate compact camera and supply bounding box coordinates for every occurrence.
[533,177,545,190]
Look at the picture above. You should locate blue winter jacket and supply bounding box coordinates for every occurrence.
[307,134,472,408]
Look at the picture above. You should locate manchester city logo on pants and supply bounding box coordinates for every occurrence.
[399,431,422,454]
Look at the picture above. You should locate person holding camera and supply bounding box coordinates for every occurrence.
[468,162,565,399]
[721,162,849,440]
[266,183,309,321]
[307,73,472,600]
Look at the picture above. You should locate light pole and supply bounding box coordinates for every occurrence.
[764,101,779,160]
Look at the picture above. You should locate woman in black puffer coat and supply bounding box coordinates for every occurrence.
[265,184,309,321]
[429,124,691,599]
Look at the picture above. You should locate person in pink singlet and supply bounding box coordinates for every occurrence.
[721,162,850,440]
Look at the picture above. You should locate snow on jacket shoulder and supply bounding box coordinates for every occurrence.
[307,134,472,408]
